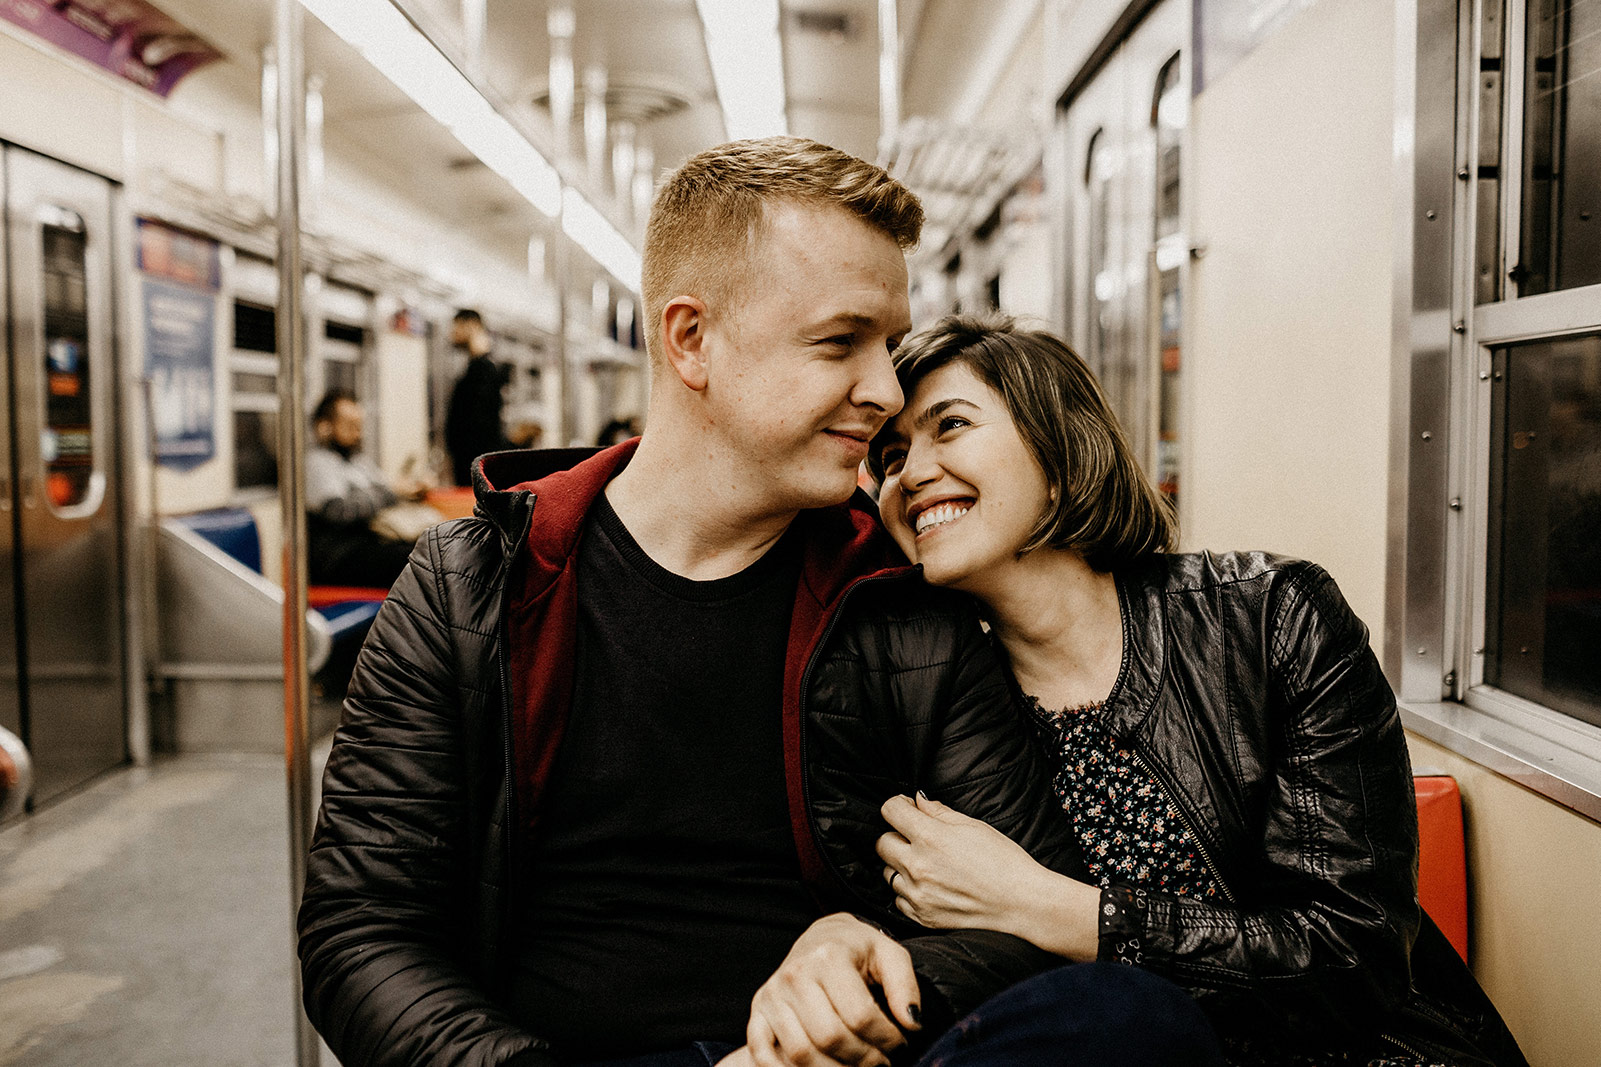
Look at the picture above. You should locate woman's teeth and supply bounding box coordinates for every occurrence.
[915,502,970,534]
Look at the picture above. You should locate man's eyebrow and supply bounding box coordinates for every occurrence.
[807,311,913,334]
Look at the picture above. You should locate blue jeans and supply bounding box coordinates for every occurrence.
[914,962,1226,1067]
[573,1042,739,1067]
[567,963,1223,1067]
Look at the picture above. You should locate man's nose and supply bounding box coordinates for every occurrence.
[855,347,903,417]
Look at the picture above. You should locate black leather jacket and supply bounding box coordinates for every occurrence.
[298,447,1082,1067]
[1091,551,1525,1067]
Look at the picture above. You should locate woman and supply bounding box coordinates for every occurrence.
[867,315,1526,1067]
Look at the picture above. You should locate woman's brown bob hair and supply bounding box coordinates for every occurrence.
[869,313,1176,571]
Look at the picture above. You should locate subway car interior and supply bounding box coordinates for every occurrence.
[0,0,1598,1063]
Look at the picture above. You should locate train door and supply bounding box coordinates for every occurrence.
[1057,0,1189,507]
[1,144,126,806]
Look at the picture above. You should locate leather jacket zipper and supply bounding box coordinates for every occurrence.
[1127,746,1239,906]
[1379,1032,1426,1059]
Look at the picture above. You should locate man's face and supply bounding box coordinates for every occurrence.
[701,201,911,514]
[328,399,364,452]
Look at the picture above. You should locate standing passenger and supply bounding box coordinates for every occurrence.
[445,307,510,485]
[299,138,1225,1067]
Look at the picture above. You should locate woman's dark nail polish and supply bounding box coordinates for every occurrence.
[908,1003,922,1025]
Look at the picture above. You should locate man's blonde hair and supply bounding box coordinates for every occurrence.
[640,137,923,363]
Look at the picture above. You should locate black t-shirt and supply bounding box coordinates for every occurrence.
[508,493,820,1056]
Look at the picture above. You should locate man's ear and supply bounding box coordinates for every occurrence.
[661,296,710,391]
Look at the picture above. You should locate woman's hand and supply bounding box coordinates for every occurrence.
[743,912,921,1067]
[877,794,1100,960]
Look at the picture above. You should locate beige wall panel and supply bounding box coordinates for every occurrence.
[1186,0,1394,635]
[1406,733,1601,1067]
[126,94,224,202]
[374,329,431,484]
[0,28,124,178]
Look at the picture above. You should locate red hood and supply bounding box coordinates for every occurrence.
[499,440,910,895]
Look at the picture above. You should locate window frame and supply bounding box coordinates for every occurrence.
[1394,0,1601,819]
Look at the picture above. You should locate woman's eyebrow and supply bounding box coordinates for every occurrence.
[914,397,978,427]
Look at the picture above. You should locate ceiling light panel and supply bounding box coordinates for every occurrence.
[694,0,788,140]
[298,0,642,294]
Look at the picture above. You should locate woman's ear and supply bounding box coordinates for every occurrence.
[661,296,710,391]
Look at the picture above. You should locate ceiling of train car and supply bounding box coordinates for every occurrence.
[145,0,1013,287]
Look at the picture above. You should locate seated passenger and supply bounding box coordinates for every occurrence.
[305,388,419,589]
[859,314,1527,1067]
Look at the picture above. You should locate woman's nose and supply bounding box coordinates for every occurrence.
[897,443,938,491]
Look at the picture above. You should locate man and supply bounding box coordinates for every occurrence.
[445,308,510,486]
[300,138,1215,1067]
[305,388,418,589]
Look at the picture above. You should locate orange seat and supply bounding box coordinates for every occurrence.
[1415,775,1469,962]
[306,585,389,608]
[424,486,478,520]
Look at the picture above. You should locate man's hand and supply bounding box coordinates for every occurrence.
[745,913,921,1067]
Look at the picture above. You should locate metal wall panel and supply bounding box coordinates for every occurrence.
[1397,0,1467,701]
[3,146,126,803]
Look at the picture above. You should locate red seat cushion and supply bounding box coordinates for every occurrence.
[307,585,389,608]
[1415,775,1469,962]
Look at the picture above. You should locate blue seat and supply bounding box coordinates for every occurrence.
[171,507,381,663]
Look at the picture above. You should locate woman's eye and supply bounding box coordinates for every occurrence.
[936,415,971,435]
[878,448,906,475]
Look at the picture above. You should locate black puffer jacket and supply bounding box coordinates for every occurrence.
[1089,551,1526,1067]
[298,445,1084,1067]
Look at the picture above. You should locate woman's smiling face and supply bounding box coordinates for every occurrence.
[875,360,1053,592]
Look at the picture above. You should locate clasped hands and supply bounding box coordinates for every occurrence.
[720,793,1043,1067]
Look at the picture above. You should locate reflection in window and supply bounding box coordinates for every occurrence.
[40,219,95,511]
[1085,129,1125,412]
[1519,0,1601,295]
[1152,53,1184,507]
[1486,334,1601,726]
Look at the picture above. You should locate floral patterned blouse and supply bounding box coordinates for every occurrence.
[1025,696,1445,1067]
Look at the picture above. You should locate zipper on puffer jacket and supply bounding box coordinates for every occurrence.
[796,569,912,920]
[497,500,536,956]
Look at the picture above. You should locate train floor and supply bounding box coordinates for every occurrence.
[0,729,342,1066]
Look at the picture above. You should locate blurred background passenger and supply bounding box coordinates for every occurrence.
[595,416,641,447]
[306,388,420,590]
[445,307,510,485]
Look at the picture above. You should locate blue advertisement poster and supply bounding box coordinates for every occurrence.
[144,278,216,470]
[140,219,219,471]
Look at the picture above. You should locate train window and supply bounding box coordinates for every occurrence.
[39,215,96,512]
[1084,128,1118,398]
[1517,0,1601,295]
[1152,53,1184,506]
[1484,333,1601,727]
[1474,0,1505,304]
[231,299,278,493]
[233,301,277,354]
[321,322,364,401]
[232,409,279,492]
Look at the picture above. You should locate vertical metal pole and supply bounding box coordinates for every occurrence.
[273,1,318,1064]
[555,197,573,446]
[549,3,576,447]
[876,0,901,161]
